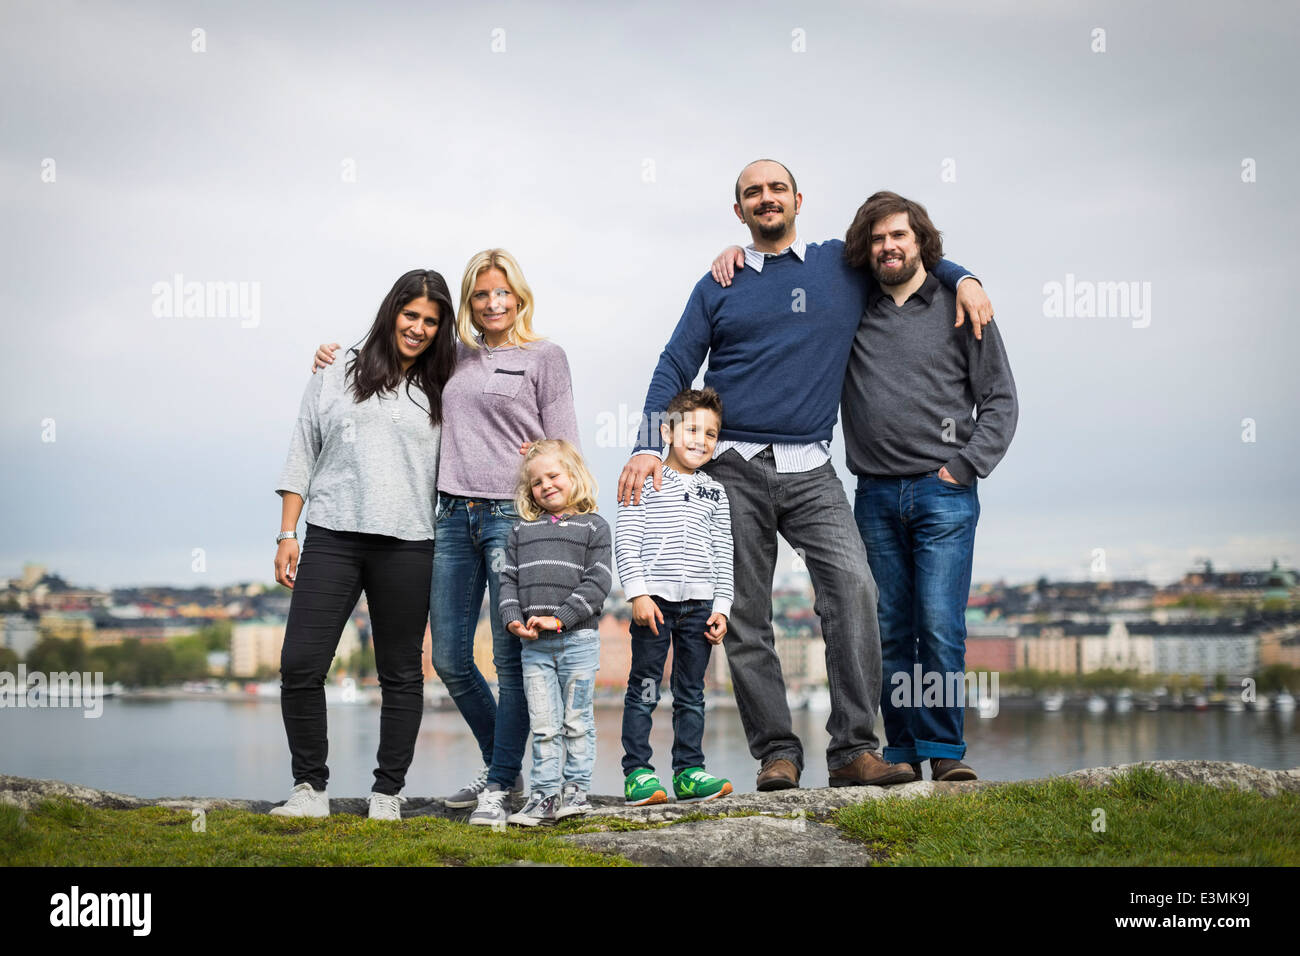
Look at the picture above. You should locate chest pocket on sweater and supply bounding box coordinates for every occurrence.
[482,367,527,398]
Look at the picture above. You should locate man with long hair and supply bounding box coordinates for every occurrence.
[842,191,1018,781]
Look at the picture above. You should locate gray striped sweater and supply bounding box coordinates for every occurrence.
[614,466,734,617]
[499,512,613,633]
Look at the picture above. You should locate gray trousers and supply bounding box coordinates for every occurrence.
[703,447,882,772]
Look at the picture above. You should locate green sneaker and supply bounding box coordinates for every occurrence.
[673,767,734,803]
[624,769,668,806]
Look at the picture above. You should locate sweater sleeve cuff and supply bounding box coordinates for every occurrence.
[712,598,732,618]
[500,604,524,628]
[943,456,977,486]
[621,578,649,601]
[555,606,582,630]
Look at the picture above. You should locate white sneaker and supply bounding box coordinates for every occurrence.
[468,784,510,827]
[368,792,405,821]
[270,782,329,817]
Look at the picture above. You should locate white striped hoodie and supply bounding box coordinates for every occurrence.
[615,465,734,617]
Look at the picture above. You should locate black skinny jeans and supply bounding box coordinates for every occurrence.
[280,523,432,795]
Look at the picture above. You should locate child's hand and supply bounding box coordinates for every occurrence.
[705,612,727,644]
[631,595,663,635]
[509,620,539,641]
[518,440,534,456]
[526,615,562,634]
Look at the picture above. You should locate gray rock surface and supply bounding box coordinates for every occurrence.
[565,815,883,866]
[1058,760,1300,796]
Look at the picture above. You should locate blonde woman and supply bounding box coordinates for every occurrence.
[312,249,580,824]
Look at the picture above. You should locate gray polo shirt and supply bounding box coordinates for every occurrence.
[842,272,1018,484]
[276,350,441,540]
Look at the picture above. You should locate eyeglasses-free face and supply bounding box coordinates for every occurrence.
[470,268,518,347]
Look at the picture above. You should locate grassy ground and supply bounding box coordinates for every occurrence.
[0,800,630,867]
[4,768,1296,866]
[834,768,1300,865]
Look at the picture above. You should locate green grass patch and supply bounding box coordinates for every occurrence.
[1,800,632,867]
[834,768,1300,865]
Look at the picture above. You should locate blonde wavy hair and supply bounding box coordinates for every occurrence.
[515,439,599,521]
[456,248,543,349]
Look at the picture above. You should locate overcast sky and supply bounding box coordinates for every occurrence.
[2,0,1297,590]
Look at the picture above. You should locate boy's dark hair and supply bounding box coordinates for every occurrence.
[663,387,724,432]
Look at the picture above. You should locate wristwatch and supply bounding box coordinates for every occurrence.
[276,531,297,544]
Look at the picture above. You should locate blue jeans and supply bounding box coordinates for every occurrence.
[428,494,528,790]
[621,597,715,776]
[520,629,600,795]
[854,473,979,763]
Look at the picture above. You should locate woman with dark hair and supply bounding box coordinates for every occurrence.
[311,249,581,826]
[271,268,457,820]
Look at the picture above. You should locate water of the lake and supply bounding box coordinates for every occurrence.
[3,697,1297,800]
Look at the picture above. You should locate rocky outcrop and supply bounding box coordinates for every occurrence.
[1059,760,1300,796]
[566,815,885,866]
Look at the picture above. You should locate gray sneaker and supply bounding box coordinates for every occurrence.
[507,791,560,827]
[444,765,490,809]
[555,782,592,819]
[468,783,510,827]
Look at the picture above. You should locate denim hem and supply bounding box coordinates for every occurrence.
[882,746,920,764]
[915,740,967,760]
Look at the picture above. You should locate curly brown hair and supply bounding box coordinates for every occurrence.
[843,191,944,272]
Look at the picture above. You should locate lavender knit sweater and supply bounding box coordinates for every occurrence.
[437,338,581,500]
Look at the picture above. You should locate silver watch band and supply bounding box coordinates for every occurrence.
[276,531,298,544]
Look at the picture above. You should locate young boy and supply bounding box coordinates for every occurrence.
[615,387,735,805]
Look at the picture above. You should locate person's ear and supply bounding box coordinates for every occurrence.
[660,422,673,446]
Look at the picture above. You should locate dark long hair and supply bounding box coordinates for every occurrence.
[346,269,457,426]
[843,191,944,271]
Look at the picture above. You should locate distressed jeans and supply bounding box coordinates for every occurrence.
[428,494,528,790]
[521,629,600,795]
[855,473,979,763]
[702,447,883,773]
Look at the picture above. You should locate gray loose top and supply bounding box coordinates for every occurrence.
[276,350,441,540]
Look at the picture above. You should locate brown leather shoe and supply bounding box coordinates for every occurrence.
[756,758,799,791]
[930,758,977,781]
[829,751,916,787]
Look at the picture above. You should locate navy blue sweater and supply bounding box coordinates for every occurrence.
[634,240,972,451]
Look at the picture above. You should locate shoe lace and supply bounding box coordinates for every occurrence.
[465,766,490,792]
[283,785,317,809]
[478,788,507,809]
[371,793,403,814]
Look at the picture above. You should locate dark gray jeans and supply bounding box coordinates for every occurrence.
[702,447,882,773]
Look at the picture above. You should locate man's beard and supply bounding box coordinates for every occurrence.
[750,208,791,241]
[871,252,921,286]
